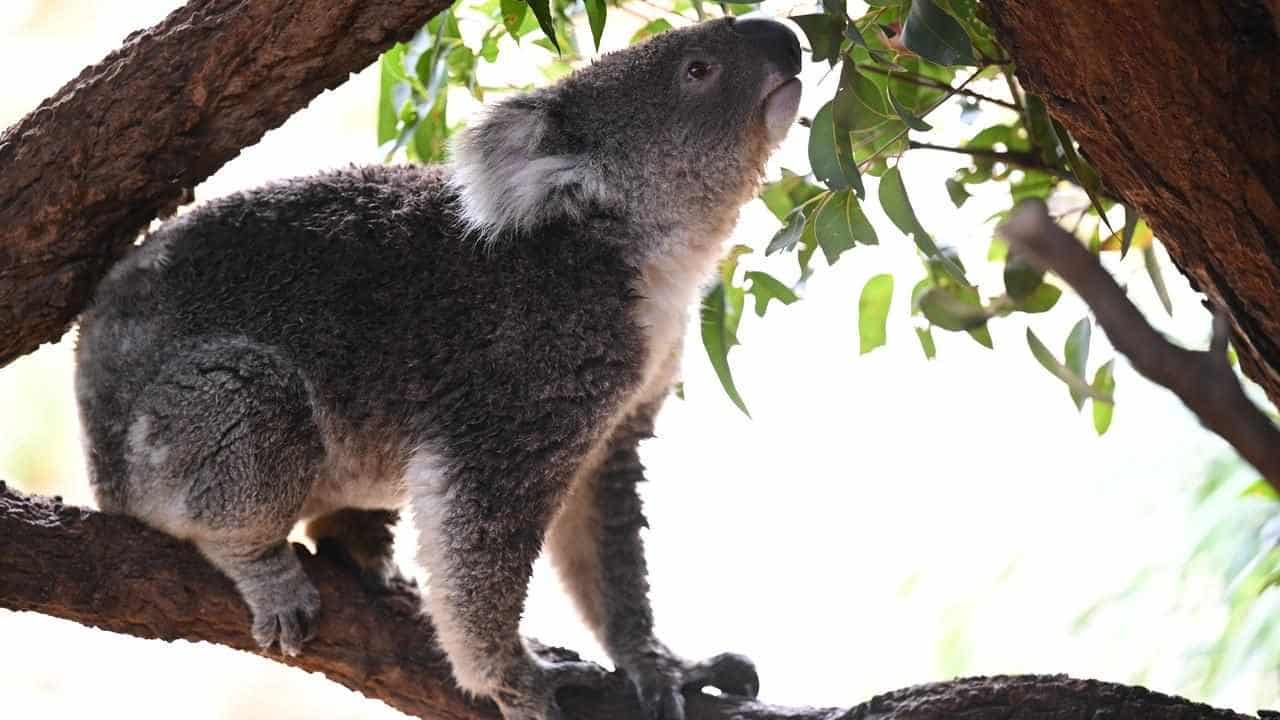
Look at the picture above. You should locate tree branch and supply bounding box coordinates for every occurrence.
[906,139,1073,181]
[0,482,1265,720]
[999,200,1280,487]
[0,0,451,369]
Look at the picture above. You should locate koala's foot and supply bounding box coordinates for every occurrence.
[490,642,611,720]
[308,508,416,596]
[201,540,321,656]
[620,644,759,720]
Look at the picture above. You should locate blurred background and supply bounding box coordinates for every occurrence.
[2,0,1278,718]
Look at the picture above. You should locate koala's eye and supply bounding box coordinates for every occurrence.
[686,61,712,81]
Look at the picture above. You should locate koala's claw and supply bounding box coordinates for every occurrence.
[626,651,759,720]
[249,581,321,657]
[681,653,759,698]
[496,643,611,720]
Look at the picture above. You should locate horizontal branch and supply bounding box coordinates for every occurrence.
[0,482,1265,720]
[907,140,1073,182]
[0,0,451,368]
[999,200,1280,487]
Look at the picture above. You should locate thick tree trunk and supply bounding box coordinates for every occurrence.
[984,0,1280,408]
[0,483,1262,720]
[0,0,449,367]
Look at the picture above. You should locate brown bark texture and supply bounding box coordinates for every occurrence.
[0,482,1265,720]
[0,0,450,368]
[985,0,1280,409]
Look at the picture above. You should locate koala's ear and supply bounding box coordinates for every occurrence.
[449,95,609,239]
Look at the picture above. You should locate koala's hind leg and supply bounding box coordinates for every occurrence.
[408,450,608,720]
[307,509,416,595]
[545,403,758,720]
[126,338,324,656]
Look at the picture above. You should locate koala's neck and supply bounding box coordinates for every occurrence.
[630,216,735,393]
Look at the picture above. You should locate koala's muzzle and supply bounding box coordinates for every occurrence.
[733,17,803,144]
[732,18,803,77]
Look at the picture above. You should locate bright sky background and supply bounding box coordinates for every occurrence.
[0,1,1268,718]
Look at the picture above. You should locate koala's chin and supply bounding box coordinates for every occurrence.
[75,17,799,720]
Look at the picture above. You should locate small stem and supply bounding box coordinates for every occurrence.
[906,140,1072,181]
[861,64,1020,112]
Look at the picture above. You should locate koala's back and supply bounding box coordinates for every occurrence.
[77,164,645,512]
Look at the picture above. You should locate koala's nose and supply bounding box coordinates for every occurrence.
[733,18,802,76]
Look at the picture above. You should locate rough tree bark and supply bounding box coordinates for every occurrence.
[985,0,1280,408]
[0,0,450,367]
[0,483,1263,720]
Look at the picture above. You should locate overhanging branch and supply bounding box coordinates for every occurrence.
[0,482,1265,720]
[999,200,1280,486]
[0,0,451,368]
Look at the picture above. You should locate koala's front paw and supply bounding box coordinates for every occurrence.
[492,643,610,720]
[623,648,759,720]
[245,575,321,657]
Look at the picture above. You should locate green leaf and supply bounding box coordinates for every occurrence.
[945,178,970,208]
[1091,360,1116,435]
[745,270,799,317]
[1015,283,1062,313]
[917,287,987,331]
[1143,246,1173,315]
[889,88,933,131]
[500,0,529,38]
[901,0,976,66]
[766,210,806,256]
[792,13,845,65]
[527,0,560,52]
[701,281,750,416]
[377,44,409,147]
[1052,119,1111,231]
[814,190,878,264]
[1064,317,1092,409]
[1003,253,1044,300]
[809,102,864,195]
[760,170,824,222]
[1024,95,1060,165]
[584,0,607,50]
[879,166,968,285]
[1120,205,1139,258]
[630,18,672,43]
[859,274,895,354]
[1027,328,1105,405]
[968,324,993,349]
[915,325,937,359]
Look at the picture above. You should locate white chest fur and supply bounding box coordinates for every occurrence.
[631,237,724,399]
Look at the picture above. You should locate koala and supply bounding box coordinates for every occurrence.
[75,16,801,720]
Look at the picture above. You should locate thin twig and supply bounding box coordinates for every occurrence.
[861,64,1020,111]
[906,140,1071,180]
[999,201,1280,487]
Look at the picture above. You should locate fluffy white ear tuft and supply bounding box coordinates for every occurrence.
[449,97,611,241]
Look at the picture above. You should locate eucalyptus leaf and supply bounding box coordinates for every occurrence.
[500,0,528,39]
[792,13,845,65]
[915,325,937,359]
[815,190,878,264]
[766,210,806,256]
[809,102,864,195]
[901,0,976,66]
[584,0,607,50]
[917,287,987,331]
[859,274,894,354]
[746,270,799,317]
[879,166,968,285]
[527,0,560,52]
[1143,245,1173,315]
[1092,360,1116,435]
[1064,317,1092,409]
[700,281,750,416]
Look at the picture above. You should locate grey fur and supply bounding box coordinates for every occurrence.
[75,17,800,720]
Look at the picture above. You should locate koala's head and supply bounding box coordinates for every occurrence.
[451,17,802,243]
